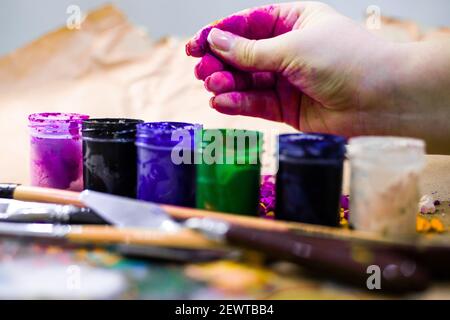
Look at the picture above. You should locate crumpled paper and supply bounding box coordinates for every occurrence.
[0,5,294,184]
[0,4,449,200]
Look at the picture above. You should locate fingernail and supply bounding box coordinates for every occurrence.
[207,28,234,52]
[204,76,212,92]
[185,43,192,56]
[209,97,216,109]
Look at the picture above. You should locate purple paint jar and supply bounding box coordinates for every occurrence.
[136,122,201,207]
[29,112,89,191]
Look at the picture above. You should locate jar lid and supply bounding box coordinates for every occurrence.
[278,133,346,160]
[348,136,425,153]
[29,112,89,137]
[347,136,425,164]
[196,129,263,151]
[82,118,143,141]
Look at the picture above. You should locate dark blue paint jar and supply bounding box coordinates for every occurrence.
[136,122,201,207]
[276,133,346,226]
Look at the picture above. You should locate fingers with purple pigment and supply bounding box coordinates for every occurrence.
[186,26,213,57]
[251,72,276,90]
[276,77,302,129]
[205,72,238,94]
[194,54,225,80]
[210,91,283,122]
[205,71,275,94]
[186,4,285,57]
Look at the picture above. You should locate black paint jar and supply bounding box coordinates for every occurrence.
[82,118,143,198]
[276,133,346,226]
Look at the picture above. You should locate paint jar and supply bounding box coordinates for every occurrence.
[136,122,202,207]
[276,133,346,226]
[82,118,143,198]
[348,136,425,238]
[29,113,89,191]
[196,129,262,215]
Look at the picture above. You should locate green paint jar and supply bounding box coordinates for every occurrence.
[195,129,262,215]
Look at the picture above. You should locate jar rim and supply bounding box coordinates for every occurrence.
[29,112,89,124]
[29,112,89,137]
[199,128,262,135]
[135,121,201,148]
[82,118,143,129]
[348,136,425,150]
[196,128,263,152]
[279,133,346,144]
[82,118,143,140]
[347,136,426,164]
[278,133,346,160]
[137,121,200,134]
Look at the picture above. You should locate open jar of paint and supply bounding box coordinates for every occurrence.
[196,129,262,216]
[276,133,346,226]
[348,136,425,238]
[136,122,202,207]
[82,118,143,198]
[29,112,89,191]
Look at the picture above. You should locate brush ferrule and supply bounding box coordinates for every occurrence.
[0,184,20,199]
[184,218,230,241]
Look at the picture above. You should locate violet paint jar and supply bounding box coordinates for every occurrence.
[82,118,143,198]
[29,113,89,191]
[136,122,201,207]
[276,133,346,226]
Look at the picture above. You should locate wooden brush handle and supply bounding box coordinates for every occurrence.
[161,205,424,247]
[14,186,84,207]
[162,204,290,232]
[67,225,222,249]
[162,204,377,241]
[226,225,430,293]
[6,185,441,249]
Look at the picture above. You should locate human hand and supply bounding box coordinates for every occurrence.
[185,2,399,138]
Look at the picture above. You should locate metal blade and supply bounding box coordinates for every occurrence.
[79,190,181,231]
[0,200,9,213]
[0,222,72,238]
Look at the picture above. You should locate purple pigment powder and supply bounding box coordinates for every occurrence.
[185,5,293,58]
[259,174,351,221]
[29,113,89,191]
[259,175,276,218]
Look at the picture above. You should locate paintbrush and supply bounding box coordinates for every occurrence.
[0,184,85,207]
[78,190,431,293]
[0,183,446,248]
[0,199,106,224]
[0,184,440,291]
[0,184,406,239]
[0,221,222,249]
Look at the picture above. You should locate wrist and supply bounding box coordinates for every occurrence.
[366,40,450,154]
[358,40,407,135]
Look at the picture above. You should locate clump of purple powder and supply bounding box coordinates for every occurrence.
[259,175,276,218]
[259,175,351,221]
[340,194,350,220]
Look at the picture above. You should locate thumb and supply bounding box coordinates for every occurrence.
[207,28,288,72]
